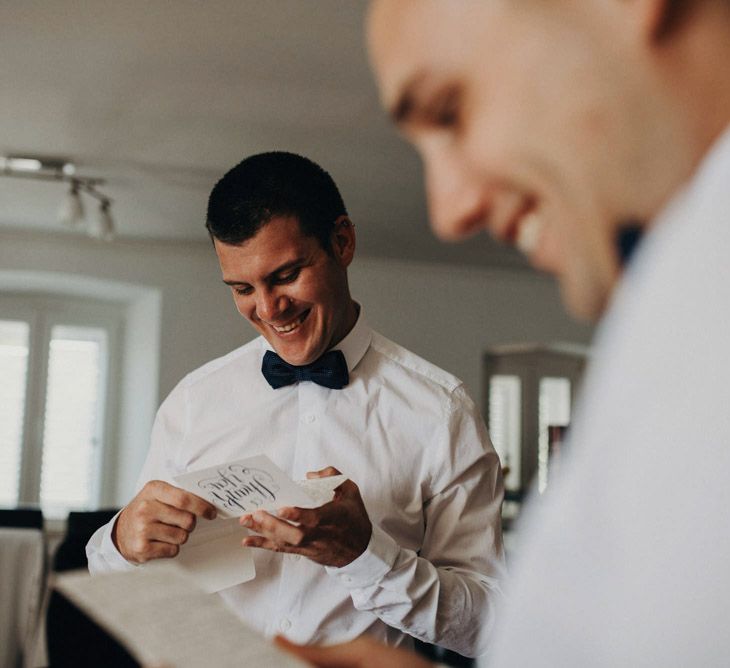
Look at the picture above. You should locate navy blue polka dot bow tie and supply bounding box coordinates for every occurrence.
[261,349,349,390]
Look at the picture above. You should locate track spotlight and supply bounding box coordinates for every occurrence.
[87,199,115,241]
[1,154,115,241]
[58,181,85,227]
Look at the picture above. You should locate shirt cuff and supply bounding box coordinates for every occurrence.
[87,511,137,572]
[325,523,400,589]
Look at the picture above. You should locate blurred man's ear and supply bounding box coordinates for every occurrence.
[331,215,356,267]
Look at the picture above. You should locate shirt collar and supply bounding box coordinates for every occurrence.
[259,303,372,374]
[332,304,372,373]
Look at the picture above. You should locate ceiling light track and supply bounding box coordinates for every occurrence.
[0,154,116,241]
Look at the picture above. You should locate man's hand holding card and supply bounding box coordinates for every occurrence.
[113,480,218,564]
[241,466,372,568]
[171,455,369,577]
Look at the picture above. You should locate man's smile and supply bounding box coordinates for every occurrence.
[268,309,311,335]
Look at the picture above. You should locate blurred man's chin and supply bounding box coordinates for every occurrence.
[561,277,610,324]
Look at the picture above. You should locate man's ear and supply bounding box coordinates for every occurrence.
[633,0,691,42]
[330,215,356,267]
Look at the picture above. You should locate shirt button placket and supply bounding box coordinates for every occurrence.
[278,383,318,638]
[296,383,323,475]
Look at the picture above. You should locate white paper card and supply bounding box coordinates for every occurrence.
[172,516,255,593]
[173,455,315,518]
[296,474,347,507]
[55,566,306,668]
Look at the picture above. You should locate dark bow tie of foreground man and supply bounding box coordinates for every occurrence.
[86,151,505,656]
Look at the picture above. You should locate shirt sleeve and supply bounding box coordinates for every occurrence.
[86,378,189,574]
[326,384,506,658]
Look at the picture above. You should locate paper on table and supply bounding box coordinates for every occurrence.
[170,517,255,593]
[174,455,314,519]
[55,566,306,668]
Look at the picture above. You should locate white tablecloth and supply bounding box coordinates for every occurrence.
[0,528,45,668]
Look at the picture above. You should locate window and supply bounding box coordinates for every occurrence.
[537,377,571,493]
[0,320,30,507]
[40,326,108,515]
[0,295,120,517]
[488,375,522,491]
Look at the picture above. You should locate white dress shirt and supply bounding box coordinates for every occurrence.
[87,309,505,657]
[485,126,730,667]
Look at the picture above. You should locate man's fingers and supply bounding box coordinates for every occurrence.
[145,520,191,546]
[116,481,217,564]
[151,501,200,532]
[149,481,217,519]
[143,540,181,561]
[278,503,341,528]
[241,534,323,560]
[241,535,276,550]
[306,466,342,480]
[278,476,362,529]
[277,506,320,527]
[242,511,306,545]
[123,522,188,563]
[129,496,200,534]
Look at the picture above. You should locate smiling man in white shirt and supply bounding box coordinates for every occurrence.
[86,151,505,656]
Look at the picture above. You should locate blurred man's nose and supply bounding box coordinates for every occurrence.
[425,153,487,241]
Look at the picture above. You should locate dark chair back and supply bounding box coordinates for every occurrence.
[52,509,119,571]
[0,507,44,530]
[47,509,135,667]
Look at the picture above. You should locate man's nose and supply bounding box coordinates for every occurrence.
[255,290,289,322]
[425,153,487,241]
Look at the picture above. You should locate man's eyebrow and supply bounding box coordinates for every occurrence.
[265,258,306,279]
[222,258,306,287]
[389,71,428,125]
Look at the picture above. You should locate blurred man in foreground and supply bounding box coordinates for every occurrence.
[284,0,730,665]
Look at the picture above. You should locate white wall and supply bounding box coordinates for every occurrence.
[0,229,592,503]
[351,258,593,402]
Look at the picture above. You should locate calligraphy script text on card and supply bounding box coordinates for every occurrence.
[198,465,280,514]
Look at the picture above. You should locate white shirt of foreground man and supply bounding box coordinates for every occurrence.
[87,309,505,655]
[485,125,730,667]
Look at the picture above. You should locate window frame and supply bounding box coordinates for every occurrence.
[0,292,123,513]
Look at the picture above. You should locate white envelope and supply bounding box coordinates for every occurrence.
[173,517,255,593]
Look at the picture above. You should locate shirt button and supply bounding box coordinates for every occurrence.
[279,618,292,632]
[292,554,301,561]
[303,414,316,424]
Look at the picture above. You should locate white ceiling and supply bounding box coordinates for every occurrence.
[0,0,524,268]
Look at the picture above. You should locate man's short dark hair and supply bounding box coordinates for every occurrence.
[206,151,348,251]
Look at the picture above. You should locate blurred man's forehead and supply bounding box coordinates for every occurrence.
[367,1,483,108]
